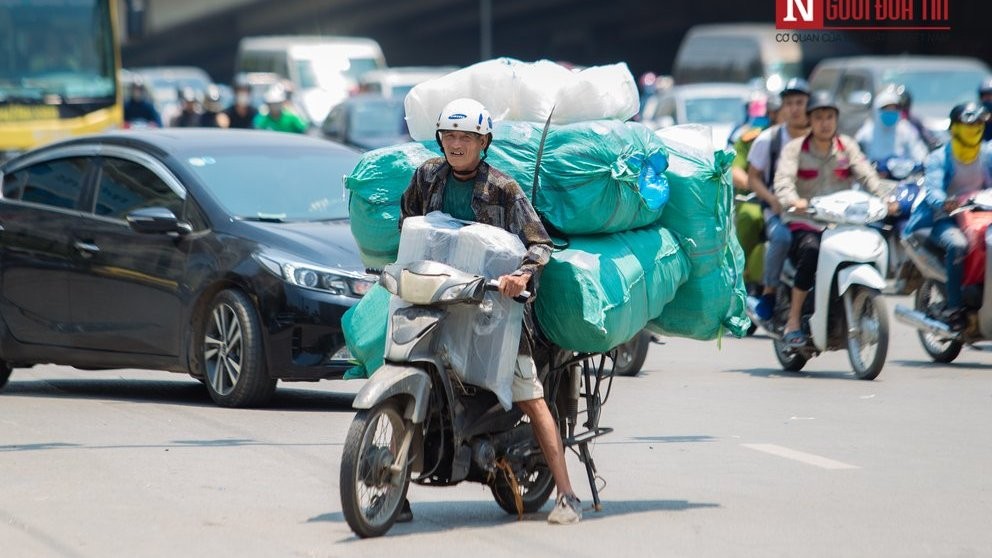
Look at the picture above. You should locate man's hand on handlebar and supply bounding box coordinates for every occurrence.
[792,198,809,212]
[943,199,960,213]
[498,273,531,299]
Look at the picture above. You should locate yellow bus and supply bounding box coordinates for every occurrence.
[0,0,121,162]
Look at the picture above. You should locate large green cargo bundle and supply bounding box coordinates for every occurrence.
[344,120,670,269]
[650,125,750,339]
[534,227,690,353]
[345,143,439,270]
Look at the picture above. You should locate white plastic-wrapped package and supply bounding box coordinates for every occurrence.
[552,63,640,124]
[405,58,640,141]
[438,222,526,410]
[395,212,464,265]
[393,214,526,410]
[404,59,517,142]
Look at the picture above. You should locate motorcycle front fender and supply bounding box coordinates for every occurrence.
[353,364,431,424]
[837,263,887,295]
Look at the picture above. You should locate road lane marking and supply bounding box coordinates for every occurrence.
[741,443,860,470]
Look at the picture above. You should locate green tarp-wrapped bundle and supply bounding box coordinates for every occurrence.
[340,124,749,378]
[344,120,670,269]
[534,227,690,353]
[341,283,390,380]
[345,143,440,270]
[487,120,670,235]
[649,125,750,340]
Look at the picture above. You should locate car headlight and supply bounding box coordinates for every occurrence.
[253,253,376,297]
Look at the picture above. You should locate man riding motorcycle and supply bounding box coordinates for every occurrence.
[398,98,582,525]
[773,92,894,347]
[903,102,992,329]
[745,78,812,321]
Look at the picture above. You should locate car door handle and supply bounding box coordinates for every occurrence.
[73,241,100,255]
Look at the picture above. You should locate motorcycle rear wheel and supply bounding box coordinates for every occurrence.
[915,280,963,363]
[340,399,411,538]
[845,286,889,380]
[491,461,555,515]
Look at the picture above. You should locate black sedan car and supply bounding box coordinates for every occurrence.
[0,129,374,407]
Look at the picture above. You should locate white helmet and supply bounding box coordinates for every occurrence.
[435,98,493,135]
[874,88,902,109]
[263,85,286,104]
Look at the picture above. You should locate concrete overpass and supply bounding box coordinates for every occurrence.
[122,0,990,85]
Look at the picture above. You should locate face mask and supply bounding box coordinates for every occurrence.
[951,122,984,162]
[751,116,770,128]
[879,109,900,127]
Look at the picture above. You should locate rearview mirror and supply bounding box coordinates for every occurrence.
[127,207,191,235]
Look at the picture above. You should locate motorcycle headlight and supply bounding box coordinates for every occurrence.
[254,253,376,298]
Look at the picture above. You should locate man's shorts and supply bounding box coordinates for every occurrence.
[511,354,544,403]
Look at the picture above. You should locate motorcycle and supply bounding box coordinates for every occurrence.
[339,259,617,538]
[746,189,891,379]
[894,189,992,362]
[871,157,924,291]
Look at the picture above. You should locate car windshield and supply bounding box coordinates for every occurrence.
[348,101,405,137]
[180,145,356,221]
[882,69,988,107]
[683,96,746,123]
[297,57,381,90]
[0,0,116,102]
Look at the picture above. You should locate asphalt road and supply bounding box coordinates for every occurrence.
[2,295,990,558]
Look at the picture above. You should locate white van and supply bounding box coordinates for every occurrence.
[672,23,863,93]
[235,35,387,125]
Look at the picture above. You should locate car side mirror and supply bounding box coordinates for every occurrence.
[846,90,872,107]
[127,207,191,235]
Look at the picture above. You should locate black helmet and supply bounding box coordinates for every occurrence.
[805,91,838,114]
[780,77,811,98]
[949,102,990,125]
[980,77,992,96]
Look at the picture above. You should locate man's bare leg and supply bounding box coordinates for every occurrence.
[517,398,574,496]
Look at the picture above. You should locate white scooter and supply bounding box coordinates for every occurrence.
[747,190,891,379]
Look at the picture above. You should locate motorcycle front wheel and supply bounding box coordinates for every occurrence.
[845,286,889,380]
[340,399,411,538]
[773,338,808,372]
[915,279,963,363]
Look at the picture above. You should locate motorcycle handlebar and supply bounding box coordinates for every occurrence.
[486,280,530,303]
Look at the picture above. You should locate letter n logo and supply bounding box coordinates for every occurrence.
[776,0,823,29]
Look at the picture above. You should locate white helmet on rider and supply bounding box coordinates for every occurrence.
[435,98,493,135]
[874,88,902,109]
[435,98,494,170]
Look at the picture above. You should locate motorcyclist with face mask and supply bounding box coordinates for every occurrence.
[855,87,929,173]
[225,80,257,129]
[904,102,992,328]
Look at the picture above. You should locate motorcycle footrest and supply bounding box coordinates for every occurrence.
[564,427,613,448]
